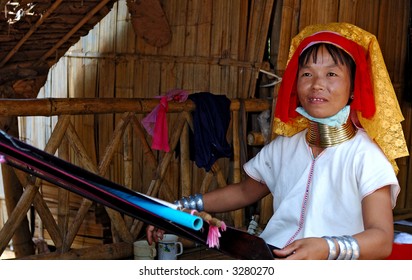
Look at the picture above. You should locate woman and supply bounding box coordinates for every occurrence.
[147,23,409,260]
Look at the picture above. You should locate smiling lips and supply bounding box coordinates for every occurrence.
[308,97,327,103]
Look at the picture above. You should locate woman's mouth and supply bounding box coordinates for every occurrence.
[308,97,327,102]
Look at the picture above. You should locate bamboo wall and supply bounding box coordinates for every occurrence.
[13,0,276,251]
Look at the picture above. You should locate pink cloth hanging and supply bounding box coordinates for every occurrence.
[141,89,189,152]
[151,96,169,151]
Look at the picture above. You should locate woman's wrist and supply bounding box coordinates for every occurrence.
[174,193,204,211]
[322,235,360,260]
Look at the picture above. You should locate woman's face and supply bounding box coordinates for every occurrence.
[296,45,352,119]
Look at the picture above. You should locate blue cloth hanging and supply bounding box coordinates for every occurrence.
[188,92,232,171]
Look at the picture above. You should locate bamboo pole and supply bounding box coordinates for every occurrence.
[10,175,63,252]
[124,125,134,229]
[231,110,243,228]
[32,190,64,248]
[199,172,215,194]
[211,162,228,189]
[0,115,34,257]
[64,119,134,245]
[34,115,71,249]
[98,112,134,175]
[0,98,271,116]
[57,131,70,245]
[180,122,191,197]
[0,115,71,255]
[11,169,64,250]
[0,182,38,256]
[61,124,100,250]
[62,199,94,252]
[131,116,158,168]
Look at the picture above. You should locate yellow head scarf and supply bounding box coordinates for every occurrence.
[272,22,409,173]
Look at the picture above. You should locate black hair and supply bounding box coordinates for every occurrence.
[298,43,356,92]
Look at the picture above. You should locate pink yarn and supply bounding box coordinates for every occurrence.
[187,208,227,249]
[141,89,189,152]
[206,221,226,249]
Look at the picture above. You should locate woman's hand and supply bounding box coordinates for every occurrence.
[146,225,165,245]
[272,237,329,260]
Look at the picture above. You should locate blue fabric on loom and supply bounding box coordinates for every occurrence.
[188,92,232,171]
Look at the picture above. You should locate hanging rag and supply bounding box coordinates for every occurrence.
[188,92,232,171]
[141,89,189,152]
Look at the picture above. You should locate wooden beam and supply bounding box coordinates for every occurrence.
[0,98,271,116]
[0,0,64,68]
[38,0,113,64]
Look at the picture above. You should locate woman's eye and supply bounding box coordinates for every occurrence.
[327,72,337,77]
[301,72,311,77]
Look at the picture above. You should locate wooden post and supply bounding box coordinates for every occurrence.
[57,131,70,249]
[12,171,63,249]
[180,121,191,197]
[231,110,244,228]
[124,125,134,229]
[0,116,34,257]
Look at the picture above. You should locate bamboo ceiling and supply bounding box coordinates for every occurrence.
[0,0,118,98]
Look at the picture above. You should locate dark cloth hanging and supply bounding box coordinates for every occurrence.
[188,92,232,171]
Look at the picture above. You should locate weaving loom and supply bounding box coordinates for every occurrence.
[0,130,276,260]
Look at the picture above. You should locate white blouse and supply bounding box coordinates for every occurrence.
[244,129,399,248]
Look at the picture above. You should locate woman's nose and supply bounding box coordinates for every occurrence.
[312,76,325,90]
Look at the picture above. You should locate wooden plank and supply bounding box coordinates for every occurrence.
[337,0,358,23]
[98,0,117,53]
[227,0,242,99]
[194,0,212,92]
[219,0,231,96]
[120,0,137,52]
[182,0,198,92]
[299,0,338,28]
[209,0,224,94]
